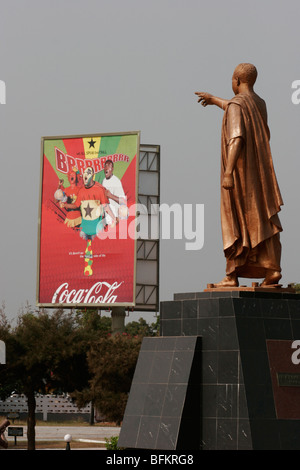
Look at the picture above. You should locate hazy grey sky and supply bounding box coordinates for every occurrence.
[1,0,299,323]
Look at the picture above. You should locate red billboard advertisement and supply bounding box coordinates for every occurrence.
[37,131,140,308]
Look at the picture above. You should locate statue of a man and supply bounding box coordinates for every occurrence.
[195,63,283,287]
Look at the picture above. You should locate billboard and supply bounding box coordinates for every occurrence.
[37,131,140,308]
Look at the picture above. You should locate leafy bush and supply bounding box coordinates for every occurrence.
[105,435,123,450]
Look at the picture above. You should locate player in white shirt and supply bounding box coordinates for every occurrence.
[102,160,127,224]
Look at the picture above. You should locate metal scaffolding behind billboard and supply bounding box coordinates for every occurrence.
[135,144,160,312]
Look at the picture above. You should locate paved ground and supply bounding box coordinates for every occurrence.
[5,425,120,449]
[35,425,120,441]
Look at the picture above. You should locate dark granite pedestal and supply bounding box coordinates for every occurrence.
[118,335,202,449]
[161,290,300,450]
[119,289,300,450]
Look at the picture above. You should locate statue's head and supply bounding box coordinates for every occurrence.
[232,63,257,94]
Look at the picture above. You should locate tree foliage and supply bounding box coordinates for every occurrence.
[0,307,92,449]
[72,316,159,424]
[292,284,300,294]
[73,332,142,425]
[125,316,159,337]
[0,305,159,446]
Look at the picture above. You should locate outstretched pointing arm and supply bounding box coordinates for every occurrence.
[195,92,229,110]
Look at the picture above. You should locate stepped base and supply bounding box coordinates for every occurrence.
[120,289,300,450]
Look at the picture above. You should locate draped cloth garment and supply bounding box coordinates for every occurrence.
[220,92,283,278]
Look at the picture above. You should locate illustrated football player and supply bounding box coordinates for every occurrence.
[102,160,128,222]
[60,166,117,276]
[54,167,83,228]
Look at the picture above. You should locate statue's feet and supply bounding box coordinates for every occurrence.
[213,274,239,288]
[261,271,282,286]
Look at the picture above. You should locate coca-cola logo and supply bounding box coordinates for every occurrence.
[52,281,124,304]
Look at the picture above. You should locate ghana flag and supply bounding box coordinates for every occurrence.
[37,131,140,308]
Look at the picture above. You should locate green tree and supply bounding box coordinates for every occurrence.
[125,316,159,337]
[0,307,91,450]
[73,333,142,425]
[292,284,300,294]
[75,308,112,336]
[0,305,159,446]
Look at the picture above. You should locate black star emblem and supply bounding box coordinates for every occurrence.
[84,203,94,218]
[88,138,96,148]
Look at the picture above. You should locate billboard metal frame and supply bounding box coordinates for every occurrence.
[135,144,160,312]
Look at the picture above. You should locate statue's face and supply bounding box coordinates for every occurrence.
[83,167,94,187]
[232,74,239,95]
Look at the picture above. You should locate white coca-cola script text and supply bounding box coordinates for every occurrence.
[51,281,123,304]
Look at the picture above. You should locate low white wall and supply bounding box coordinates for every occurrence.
[0,394,91,421]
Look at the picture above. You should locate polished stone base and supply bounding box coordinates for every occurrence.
[161,290,300,450]
[119,290,300,450]
[118,336,202,450]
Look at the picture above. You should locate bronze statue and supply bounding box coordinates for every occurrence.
[195,63,283,287]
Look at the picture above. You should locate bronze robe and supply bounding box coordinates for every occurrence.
[220,92,283,278]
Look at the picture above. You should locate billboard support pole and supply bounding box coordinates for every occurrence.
[111,307,126,335]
